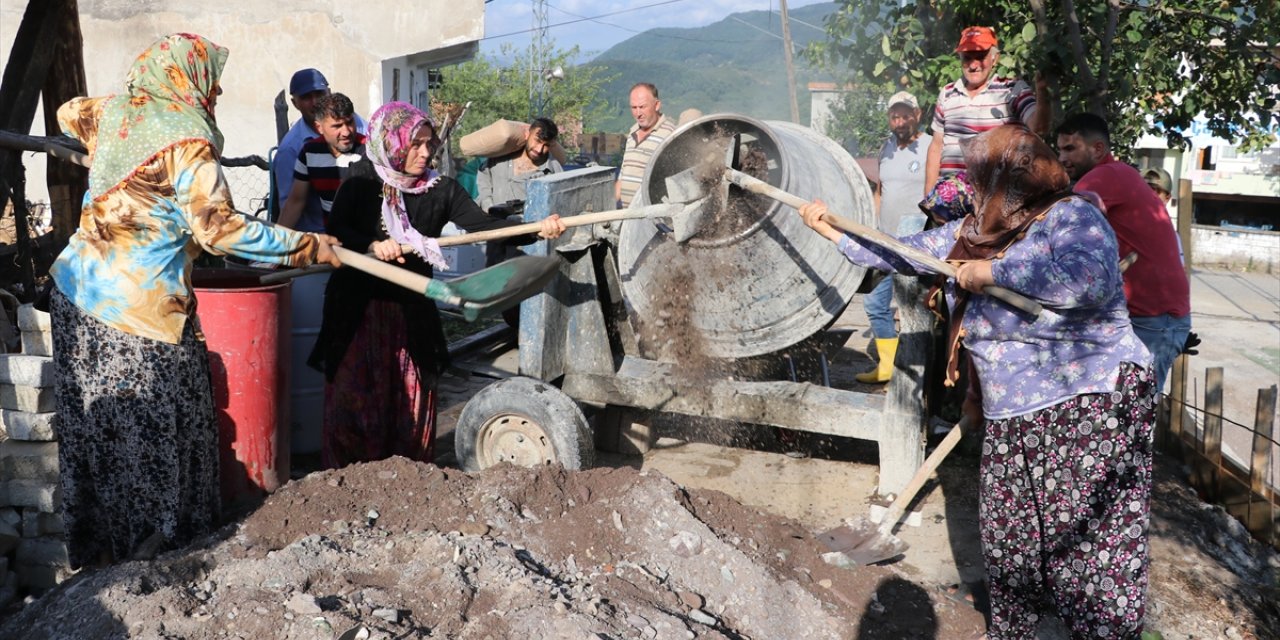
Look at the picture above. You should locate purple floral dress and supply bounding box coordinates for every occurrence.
[837,196,1155,638]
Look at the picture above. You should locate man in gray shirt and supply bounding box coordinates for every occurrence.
[476,117,563,217]
[859,91,928,384]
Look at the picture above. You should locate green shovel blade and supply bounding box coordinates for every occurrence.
[424,254,561,321]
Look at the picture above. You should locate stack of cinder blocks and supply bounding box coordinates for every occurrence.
[0,303,69,605]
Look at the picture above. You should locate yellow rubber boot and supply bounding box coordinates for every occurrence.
[855,337,899,384]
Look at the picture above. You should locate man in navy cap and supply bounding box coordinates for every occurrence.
[274,68,367,232]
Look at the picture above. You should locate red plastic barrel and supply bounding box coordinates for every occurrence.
[192,269,292,508]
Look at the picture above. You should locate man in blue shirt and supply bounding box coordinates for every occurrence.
[274,68,367,232]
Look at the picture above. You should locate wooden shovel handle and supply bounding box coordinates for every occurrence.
[877,416,973,536]
[724,169,1043,316]
[330,245,438,297]
[436,208,655,247]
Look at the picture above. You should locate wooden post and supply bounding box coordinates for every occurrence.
[0,0,63,215]
[1251,385,1276,495]
[1204,367,1224,466]
[1199,367,1224,499]
[1168,353,1188,453]
[1249,385,1276,546]
[878,274,931,496]
[1177,178,1193,275]
[41,0,88,246]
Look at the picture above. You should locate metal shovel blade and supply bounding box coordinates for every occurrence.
[426,254,561,322]
[817,517,909,566]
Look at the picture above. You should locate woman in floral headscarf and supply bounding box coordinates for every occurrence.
[50,33,342,568]
[800,125,1155,638]
[309,102,562,468]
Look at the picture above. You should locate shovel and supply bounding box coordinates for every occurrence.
[329,246,559,322]
[817,416,974,567]
[262,193,708,284]
[666,164,1044,316]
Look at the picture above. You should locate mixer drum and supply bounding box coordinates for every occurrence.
[617,114,875,360]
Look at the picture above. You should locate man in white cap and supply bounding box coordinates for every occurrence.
[857,91,929,384]
[274,68,367,232]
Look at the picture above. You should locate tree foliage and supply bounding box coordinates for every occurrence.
[806,0,1280,153]
[432,42,618,153]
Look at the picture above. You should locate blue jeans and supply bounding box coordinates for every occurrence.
[865,275,896,339]
[863,214,929,340]
[1130,313,1191,392]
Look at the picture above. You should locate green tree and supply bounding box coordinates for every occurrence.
[806,0,1280,153]
[433,42,618,154]
[818,85,891,159]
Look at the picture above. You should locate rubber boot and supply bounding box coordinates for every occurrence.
[855,337,899,384]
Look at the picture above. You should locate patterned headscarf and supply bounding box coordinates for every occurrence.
[933,124,1073,386]
[365,101,448,269]
[90,33,228,200]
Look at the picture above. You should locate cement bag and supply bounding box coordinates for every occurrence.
[461,118,568,164]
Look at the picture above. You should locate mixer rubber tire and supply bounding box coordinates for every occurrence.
[455,376,595,472]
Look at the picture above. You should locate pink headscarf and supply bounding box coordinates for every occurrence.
[365,101,448,269]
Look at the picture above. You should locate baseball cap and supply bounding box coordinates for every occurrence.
[1143,168,1174,194]
[289,68,329,96]
[955,26,998,52]
[888,91,918,110]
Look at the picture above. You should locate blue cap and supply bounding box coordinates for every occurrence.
[289,68,329,96]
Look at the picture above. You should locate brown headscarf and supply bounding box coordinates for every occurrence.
[933,124,1074,386]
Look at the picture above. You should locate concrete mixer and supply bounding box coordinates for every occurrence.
[454,114,935,494]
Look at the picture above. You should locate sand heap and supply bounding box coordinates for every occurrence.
[0,458,984,639]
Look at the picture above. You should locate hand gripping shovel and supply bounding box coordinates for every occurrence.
[330,246,559,322]
[817,416,974,566]
[262,196,707,284]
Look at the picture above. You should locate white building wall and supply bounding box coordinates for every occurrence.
[0,0,484,208]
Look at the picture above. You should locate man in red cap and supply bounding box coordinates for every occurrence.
[924,26,1050,195]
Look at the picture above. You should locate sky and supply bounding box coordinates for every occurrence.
[479,0,834,62]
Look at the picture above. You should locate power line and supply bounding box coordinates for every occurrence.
[480,0,687,41]
[547,2,747,45]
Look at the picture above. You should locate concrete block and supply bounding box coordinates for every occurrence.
[17,305,50,332]
[22,509,64,538]
[0,385,55,413]
[0,355,54,387]
[0,518,18,554]
[0,440,59,481]
[4,479,61,512]
[21,330,52,357]
[17,537,69,567]
[0,507,19,527]
[0,410,58,441]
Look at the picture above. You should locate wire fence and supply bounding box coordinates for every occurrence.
[222,162,272,221]
[1157,358,1278,549]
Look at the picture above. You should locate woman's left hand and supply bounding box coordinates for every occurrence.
[537,213,567,239]
[954,260,994,293]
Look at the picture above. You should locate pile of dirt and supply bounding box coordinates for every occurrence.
[0,458,985,639]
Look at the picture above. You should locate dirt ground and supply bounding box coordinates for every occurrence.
[1,276,1277,639]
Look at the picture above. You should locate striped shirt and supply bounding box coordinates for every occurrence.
[294,135,367,223]
[930,77,1036,175]
[618,114,678,207]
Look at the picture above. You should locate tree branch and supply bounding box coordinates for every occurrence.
[1097,0,1121,106]
[1060,0,1100,109]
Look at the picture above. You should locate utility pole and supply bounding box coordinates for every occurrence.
[779,0,800,124]
[530,0,549,117]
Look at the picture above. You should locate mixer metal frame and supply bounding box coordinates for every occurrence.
[457,144,935,495]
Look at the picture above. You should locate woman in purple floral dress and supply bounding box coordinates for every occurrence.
[802,124,1155,639]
